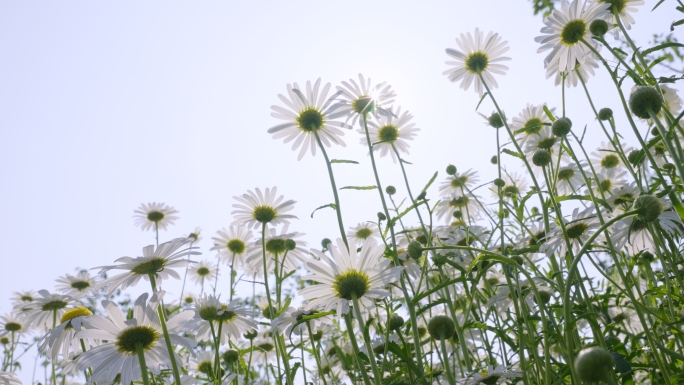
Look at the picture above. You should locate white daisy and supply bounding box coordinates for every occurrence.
[39,307,94,361]
[231,187,297,229]
[438,169,480,197]
[524,127,565,162]
[511,104,555,145]
[211,226,253,271]
[606,183,640,210]
[11,291,37,308]
[244,224,307,278]
[443,28,511,95]
[486,278,553,317]
[541,207,601,256]
[193,294,258,345]
[658,84,683,127]
[435,193,484,224]
[464,365,522,385]
[612,210,682,253]
[361,106,419,163]
[346,223,379,244]
[335,73,396,126]
[299,239,404,315]
[55,271,97,298]
[15,290,73,329]
[268,78,352,161]
[188,350,216,377]
[75,291,196,385]
[535,0,610,73]
[607,297,643,335]
[271,307,333,338]
[554,162,585,195]
[0,372,21,385]
[133,202,179,232]
[94,237,199,296]
[590,141,630,172]
[0,314,25,339]
[544,50,600,87]
[598,0,645,39]
[188,260,217,287]
[593,167,627,195]
[185,227,202,243]
[435,225,490,249]
[496,171,529,200]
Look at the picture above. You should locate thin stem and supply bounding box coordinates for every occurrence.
[439,337,456,385]
[136,343,151,385]
[352,294,382,385]
[148,274,182,385]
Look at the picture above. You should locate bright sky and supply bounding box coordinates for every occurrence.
[0,1,678,382]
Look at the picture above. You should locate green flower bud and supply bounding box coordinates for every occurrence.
[222,349,240,364]
[598,107,613,121]
[552,117,572,137]
[427,315,455,340]
[244,330,258,340]
[431,253,448,266]
[321,238,332,249]
[446,164,457,175]
[533,291,552,305]
[590,19,609,36]
[532,149,552,167]
[389,314,405,331]
[575,347,615,383]
[487,112,506,128]
[407,241,423,260]
[629,86,663,119]
[490,155,498,164]
[633,194,663,223]
[452,210,463,219]
[627,150,641,165]
[385,185,397,195]
[493,178,505,188]
[285,239,296,251]
[377,212,387,221]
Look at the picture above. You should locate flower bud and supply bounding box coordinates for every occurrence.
[487,112,505,128]
[416,190,427,200]
[598,108,613,121]
[493,178,505,188]
[633,194,663,223]
[575,347,615,383]
[321,238,332,249]
[590,19,609,37]
[490,155,498,164]
[285,239,296,251]
[427,315,455,340]
[629,86,663,119]
[222,349,240,364]
[552,117,572,137]
[407,241,423,260]
[377,212,387,221]
[446,164,457,175]
[389,314,405,331]
[244,330,258,340]
[452,210,463,219]
[385,185,397,195]
[532,149,552,167]
[627,150,641,165]
[431,253,448,266]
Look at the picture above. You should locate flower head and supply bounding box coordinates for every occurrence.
[336,73,396,125]
[444,28,511,95]
[211,226,254,270]
[55,271,97,298]
[231,187,297,229]
[511,104,554,145]
[192,294,258,345]
[268,79,353,161]
[346,223,380,244]
[244,224,308,277]
[133,202,179,231]
[598,0,645,39]
[15,290,73,330]
[361,107,419,163]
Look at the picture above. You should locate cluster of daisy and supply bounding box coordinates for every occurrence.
[3,1,684,385]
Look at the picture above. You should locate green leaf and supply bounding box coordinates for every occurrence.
[475,92,489,111]
[501,148,523,159]
[554,194,611,210]
[543,105,556,121]
[610,352,633,374]
[647,56,668,70]
[412,278,464,305]
[652,0,665,11]
[287,310,336,341]
[422,171,439,192]
[288,362,301,384]
[339,185,377,190]
[330,159,359,164]
[310,203,336,218]
[643,42,684,56]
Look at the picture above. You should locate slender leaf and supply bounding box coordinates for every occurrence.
[310,203,336,218]
[330,159,359,164]
[339,185,377,190]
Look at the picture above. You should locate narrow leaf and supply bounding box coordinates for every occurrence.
[501,148,523,159]
[310,203,336,218]
[330,159,359,164]
[339,185,377,190]
[643,42,684,56]
[543,105,556,121]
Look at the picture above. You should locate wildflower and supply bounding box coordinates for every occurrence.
[15,290,73,329]
[211,226,253,271]
[438,169,480,197]
[435,193,484,224]
[361,107,419,163]
[593,167,627,195]
[0,372,21,385]
[554,162,585,195]
[185,227,202,243]
[299,239,403,315]
[231,187,297,229]
[541,208,601,256]
[55,271,97,298]
[444,28,511,95]
[464,365,522,385]
[0,314,25,339]
[268,79,352,161]
[336,73,396,125]
[346,223,379,244]
[10,291,36,308]
[545,51,600,87]
[535,0,610,73]
[511,104,555,145]
[193,294,258,345]
[188,260,218,286]
[133,202,179,231]
[244,224,307,277]
[39,307,94,361]
[598,0,645,39]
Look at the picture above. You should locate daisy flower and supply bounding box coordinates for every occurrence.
[361,106,419,163]
[598,0,645,39]
[231,187,297,229]
[244,224,307,277]
[554,162,585,195]
[267,78,352,161]
[590,141,630,172]
[39,307,94,361]
[464,365,522,385]
[10,291,37,308]
[0,372,21,385]
[593,167,627,195]
[271,307,333,338]
[188,350,216,377]
[544,51,599,87]
[443,28,511,95]
[511,104,554,145]
[346,222,379,244]
[133,202,179,232]
[496,171,529,200]
[435,193,484,224]
[15,290,73,329]
[75,291,196,385]
[612,210,682,253]
[55,271,97,298]
[188,260,218,287]
[0,314,25,339]
[541,207,601,256]
[606,183,640,210]
[435,225,490,249]
[438,169,480,197]
[193,294,258,345]
[336,73,396,126]
[524,126,563,160]
[607,297,643,335]
[657,84,683,127]
[185,227,202,243]
[299,239,404,315]
[251,334,278,365]
[94,237,199,296]
[535,0,610,73]
[486,278,553,317]
[211,226,253,270]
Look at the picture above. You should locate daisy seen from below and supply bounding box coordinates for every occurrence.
[231,187,297,229]
[193,294,258,345]
[553,162,585,195]
[211,226,253,270]
[10,291,36,308]
[75,291,196,385]
[541,207,601,256]
[0,373,21,385]
[185,227,202,243]
[593,167,627,195]
[435,192,484,224]
[0,313,25,343]
[94,237,199,296]
[299,238,404,315]
[267,78,352,161]
[464,365,522,385]
[188,260,217,288]
[511,104,554,145]
[39,306,94,361]
[612,197,682,253]
[591,141,630,172]
[244,224,307,278]
[15,290,73,329]
[133,202,179,232]
[346,222,379,244]
[55,271,97,298]
[535,0,610,73]
[336,73,396,125]
[598,0,645,38]
[544,51,599,87]
[438,168,480,197]
[443,28,511,95]
[361,106,419,163]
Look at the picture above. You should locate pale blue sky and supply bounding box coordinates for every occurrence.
[0,1,677,382]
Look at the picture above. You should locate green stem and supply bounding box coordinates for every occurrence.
[352,294,383,385]
[439,337,456,385]
[136,342,152,385]
[343,313,373,385]
[148,274,182,385]
[307,324,329,385]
